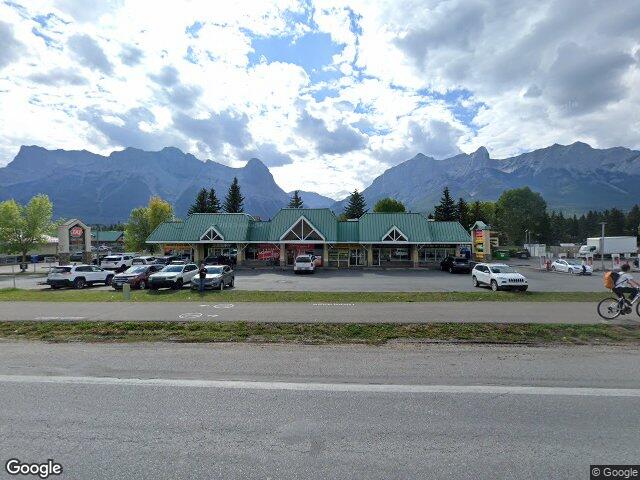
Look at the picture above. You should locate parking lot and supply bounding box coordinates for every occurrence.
[0,263,604,292]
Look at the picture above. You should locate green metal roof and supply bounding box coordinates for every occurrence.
[267,208,338,242]
[92,230,124,242]
[146,209,471,244]
[428,221,472,243]
[147,221,184,242]
[337,221,359,243]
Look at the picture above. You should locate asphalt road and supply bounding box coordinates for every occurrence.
[0,300,612,324]
[0,265,605,292]
[0,342,638,479]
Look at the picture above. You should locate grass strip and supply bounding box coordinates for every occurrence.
[0,288,607,303]
[0,321,638,345]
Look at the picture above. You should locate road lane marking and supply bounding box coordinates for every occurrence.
[213,304,234,309]
[312,303,355,306]
[0,375,639,397]
[178,313,203,319]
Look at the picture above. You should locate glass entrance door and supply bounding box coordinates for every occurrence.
[349,249,365,266]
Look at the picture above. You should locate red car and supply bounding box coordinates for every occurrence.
[111,264,162,290]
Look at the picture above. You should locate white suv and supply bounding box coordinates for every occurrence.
[101,255,134,272]
[294,255,315,274]
[47,265,114,289]
[148,263,198,290]
[472,263,528,292]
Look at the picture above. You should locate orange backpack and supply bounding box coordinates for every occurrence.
[603,271,619,289]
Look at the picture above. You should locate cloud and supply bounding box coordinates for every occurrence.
[120,44,143,66]
[167,84,203,109]
[172,110,253,154]
[67,34,113,74]
[149,65,179,87]
[79,106,182,151]
[544,43,634,116]
[0,20,24,69]
[297,110,367,155]
[28,67,88,86]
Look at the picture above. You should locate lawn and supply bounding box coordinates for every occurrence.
[0,321,637,345]
[0,288,607,303]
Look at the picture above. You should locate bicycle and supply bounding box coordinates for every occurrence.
[597,291,640,320]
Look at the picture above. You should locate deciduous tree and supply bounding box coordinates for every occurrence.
[373,197,405,213]
[0,194,54,263]
[125,196,173,252]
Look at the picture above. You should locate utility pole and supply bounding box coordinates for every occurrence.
[600,222,606,272]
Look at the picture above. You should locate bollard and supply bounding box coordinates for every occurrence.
[122,282,131,300]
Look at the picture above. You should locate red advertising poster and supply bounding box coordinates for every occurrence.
[257,244,279,260]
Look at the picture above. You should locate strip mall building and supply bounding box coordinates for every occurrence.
[146,208,471,268]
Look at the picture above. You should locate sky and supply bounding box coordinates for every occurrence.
[0,0,639,199]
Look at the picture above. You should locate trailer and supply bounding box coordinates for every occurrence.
[578,236,637,257]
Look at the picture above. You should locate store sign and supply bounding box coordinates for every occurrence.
[474,229,485,256]
[70,226,84,238]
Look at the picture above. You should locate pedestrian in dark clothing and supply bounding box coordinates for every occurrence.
[198,262,207,293]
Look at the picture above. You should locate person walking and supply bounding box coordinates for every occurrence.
[198,261,207,294]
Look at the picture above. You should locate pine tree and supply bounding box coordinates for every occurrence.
[433,187,457,221]
[288,190,304,208]
[625,204,640,238]
[223,177,245,213]
[344,190,367,219]
[456,198,469,227]
[188,188,209,215]
[206,188,221,213]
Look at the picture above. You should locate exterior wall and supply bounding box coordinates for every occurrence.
[236,243,245,265]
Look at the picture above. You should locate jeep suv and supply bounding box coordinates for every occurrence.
[46,265,114,289]
[148,263,198,290]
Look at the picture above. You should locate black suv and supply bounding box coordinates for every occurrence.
[440,256,472,273]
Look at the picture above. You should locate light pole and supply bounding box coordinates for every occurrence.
[524,229,529,248]
[600,222,606,272]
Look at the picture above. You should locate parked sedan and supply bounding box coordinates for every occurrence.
[112,264,162,290]
[440,256,472,273]
[551,259,592,275]
[191,265,235,290]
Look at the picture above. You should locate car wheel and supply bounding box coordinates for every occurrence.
[105,275,113,286]
[550,265,555,271]
[138,280,146,290]
[472,276,479,288]
[220,281,224,291]
[173,279,183,290]
[569,268,574,275]
[73,277,86,289]
[51,285,60,290]
[230,277,234,288]
[520,286,528,292]
[448,266,454,273]
[490,280,499,292]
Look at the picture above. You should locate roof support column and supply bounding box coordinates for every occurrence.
[411,244,419,268]
[366,244,373,266]
[322,244,328,266]
[279,242,286,268]
[236,243,245,266]
[193,244,205,264]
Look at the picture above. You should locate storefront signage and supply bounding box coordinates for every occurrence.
[257,244,279,260]
[70,226,84,238]
[474,229,485,257]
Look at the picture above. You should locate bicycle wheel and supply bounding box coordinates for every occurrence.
[597,297,622,320]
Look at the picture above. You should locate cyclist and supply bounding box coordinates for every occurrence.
[613,263,640,312]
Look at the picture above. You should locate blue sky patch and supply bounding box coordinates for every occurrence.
[248,32,343,74]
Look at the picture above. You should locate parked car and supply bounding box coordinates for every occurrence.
[69,251,84,262]
[472,263,528,291]
[515,249,531,259]
[131,256,157,265]
[204,255,236,266]
[112,264,162,290]
[100,254,134,272]
[551,259,593,275]
[46,265,114,289]
[294,255,315,274]
[191,265,235,291]
[148,263,198,290]
[440,256,472,273]
[154,255,181,265]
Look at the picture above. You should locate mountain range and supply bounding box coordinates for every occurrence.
[0,142,638,223]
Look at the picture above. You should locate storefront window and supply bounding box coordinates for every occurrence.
[371,246,411,266]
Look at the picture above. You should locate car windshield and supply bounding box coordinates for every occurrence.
[490,266,516,274]
[566,260,581,265]
[205,267,224,274]
[161,265,183,272]
[125,266,147,274]
[51,267,71,273]
[296,256,311,262]
[104,256,121,261]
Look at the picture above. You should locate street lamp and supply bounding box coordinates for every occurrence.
[600,222,606,272]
